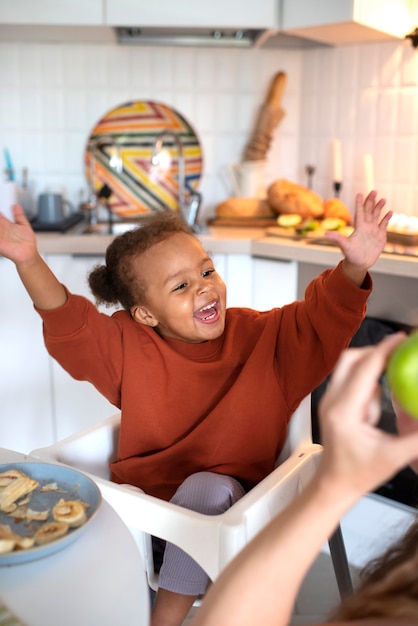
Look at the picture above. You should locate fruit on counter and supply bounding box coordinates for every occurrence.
[276,214,303,228]
[216,197,275,219]
[388,213,418,234]
[267,179,324,219]
[321,217,347,231]
[323,198,352,224]
[386,332,418,420]
[296,217,320,235]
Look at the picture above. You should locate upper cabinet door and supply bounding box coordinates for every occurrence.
[105,0,279,29]
[281,0,413,45]
[0,0,104,25]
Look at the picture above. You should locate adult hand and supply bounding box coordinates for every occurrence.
[392,396,418,474]
[318,332,418,498]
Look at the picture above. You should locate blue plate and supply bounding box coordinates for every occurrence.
[0,462,102,566]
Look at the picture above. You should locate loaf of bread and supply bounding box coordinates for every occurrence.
[267,179,324,219]
[216,197,275,219]
[323,198,352,224]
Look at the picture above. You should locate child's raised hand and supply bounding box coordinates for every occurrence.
[0,204,37,264]
[325,191,391,272]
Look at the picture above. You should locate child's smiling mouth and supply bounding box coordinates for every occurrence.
[193,301,220,322]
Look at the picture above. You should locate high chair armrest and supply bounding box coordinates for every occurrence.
[31,413,121,480]
[32,436,322,580]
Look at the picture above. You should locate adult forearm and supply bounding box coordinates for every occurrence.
[16,253,67,310]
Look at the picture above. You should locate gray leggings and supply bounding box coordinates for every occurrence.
[156,472,245,596]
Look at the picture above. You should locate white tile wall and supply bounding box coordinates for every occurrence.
[0,38,417,222]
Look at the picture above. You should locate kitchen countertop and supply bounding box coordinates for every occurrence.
[35,224,418,280]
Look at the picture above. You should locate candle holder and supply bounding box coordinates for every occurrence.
[305,164,316,189]
[333,181,342,198]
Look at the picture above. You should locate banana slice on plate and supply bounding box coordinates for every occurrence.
[34,521,69,545]
[0,469,28,487]
[0,523,35,553]
[0,475,39,512]
[52,499,88,528]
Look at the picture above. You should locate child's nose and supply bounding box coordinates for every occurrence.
[196,276,212,294]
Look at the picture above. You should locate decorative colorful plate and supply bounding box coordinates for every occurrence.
[84,100,204,218]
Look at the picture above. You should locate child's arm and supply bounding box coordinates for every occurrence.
[0,205,67,310]
[326,190,391,287]
[192,333,418,626]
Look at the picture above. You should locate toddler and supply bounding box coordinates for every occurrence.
[0,190,390,626]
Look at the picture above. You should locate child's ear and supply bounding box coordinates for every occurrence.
[130,304,158,328]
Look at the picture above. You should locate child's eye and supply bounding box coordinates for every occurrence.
[202,268,215,278]
[173,282,187,292]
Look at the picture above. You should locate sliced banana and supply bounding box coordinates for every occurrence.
[52,499,88,528]
[34,521,69,545]
[0,475,39,512]
[26,507,50,521]
[15,535,35,550]
[0,537,16,554]
[0,469,28,487]
[0,523,34,553]
[0,524,17,554]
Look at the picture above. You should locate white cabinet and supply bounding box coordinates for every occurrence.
[281,0,413,45]
[211,253,253,308]
[46,254,117,441]
[105,0,279,29]
[252,257,298,310]
[0,257,54,453]
[0,1,103,25]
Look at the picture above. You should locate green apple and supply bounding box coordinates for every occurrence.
[386,332,418,419]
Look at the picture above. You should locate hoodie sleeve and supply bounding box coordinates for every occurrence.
[35,288,125,407]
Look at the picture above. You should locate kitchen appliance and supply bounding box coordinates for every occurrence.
[37,193,71,223]
[30,193,84,233]
[84,100,203,218]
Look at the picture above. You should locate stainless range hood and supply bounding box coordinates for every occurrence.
[115,26,269,48]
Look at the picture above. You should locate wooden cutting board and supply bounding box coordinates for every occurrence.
[387,231,418,246]
[208,218,278,227]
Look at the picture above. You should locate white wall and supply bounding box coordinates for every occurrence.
[0,38,417,222]
[300,39,418,216]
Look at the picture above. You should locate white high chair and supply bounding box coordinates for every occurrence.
[31,395,353,598]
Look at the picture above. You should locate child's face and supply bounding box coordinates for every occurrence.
[130,232,227,343]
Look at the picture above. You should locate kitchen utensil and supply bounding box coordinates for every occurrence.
[3,148,15,181]
[0,462,101,566]
[84,100,203,218]
[243,71,287,161]
[37,193,72,223]
[226,160,267,198]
